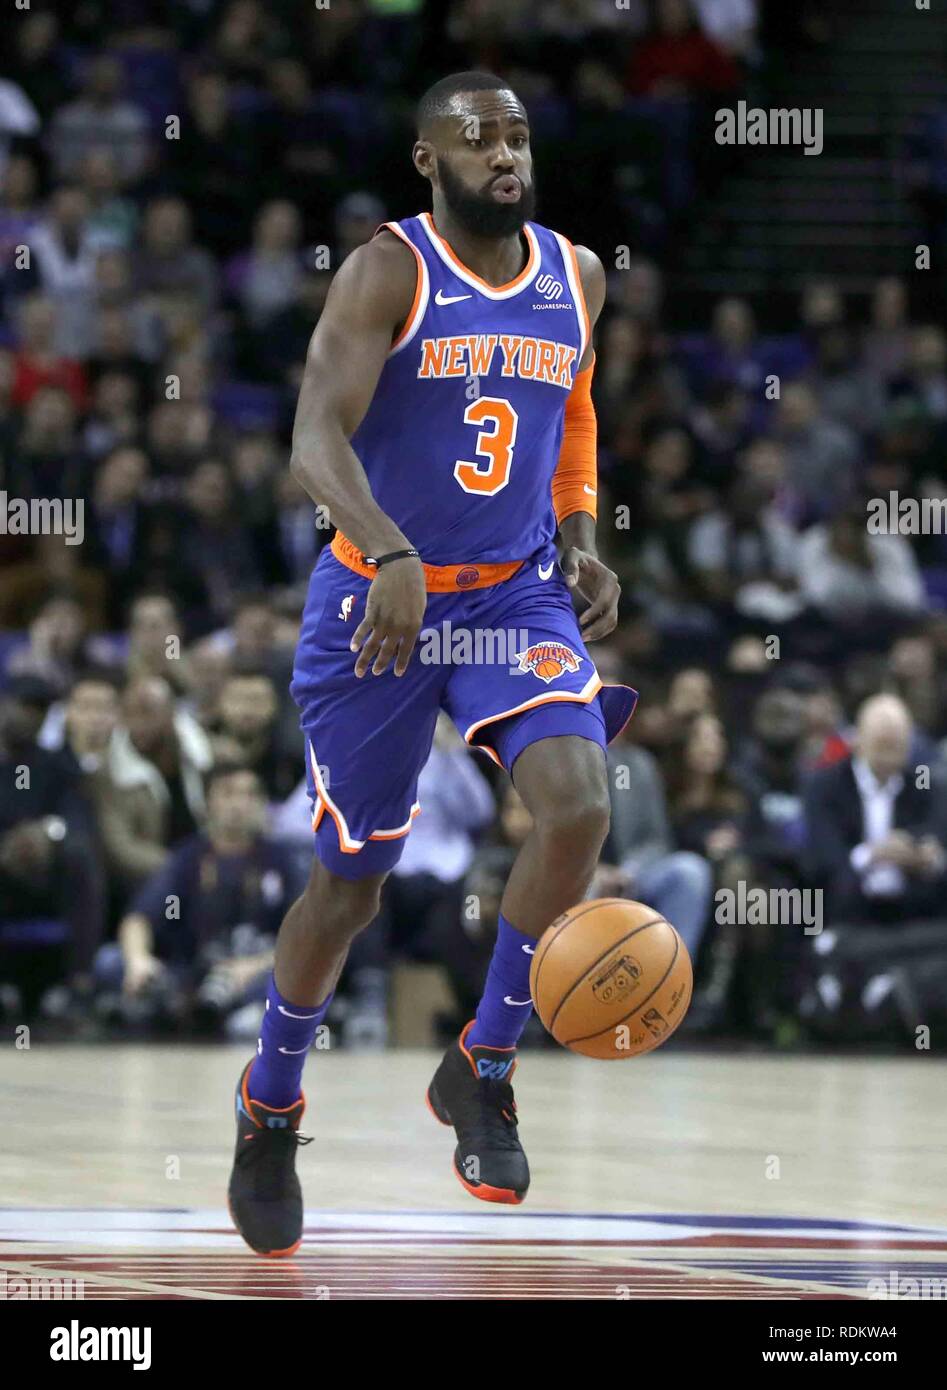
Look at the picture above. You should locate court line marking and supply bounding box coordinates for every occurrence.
[0,1256,262,1301]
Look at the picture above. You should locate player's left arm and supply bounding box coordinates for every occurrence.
[555,245,619,642]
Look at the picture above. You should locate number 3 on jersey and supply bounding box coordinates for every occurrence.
[454,396,518,496]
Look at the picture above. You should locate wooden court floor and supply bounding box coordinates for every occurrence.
[1,1045,946,1299]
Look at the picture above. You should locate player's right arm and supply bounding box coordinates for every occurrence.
[290,232,427,678]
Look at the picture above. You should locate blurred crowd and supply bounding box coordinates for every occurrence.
[3,0,947,1050]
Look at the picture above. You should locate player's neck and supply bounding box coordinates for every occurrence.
[429,205,528,288]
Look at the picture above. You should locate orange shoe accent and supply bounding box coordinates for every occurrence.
[453,1163,524,1206]
[457,1019,518,1080]
[227,1196,303,1259]
[331,532,523,593]
[242,1061,305,1125]
[425,1088,451,1127]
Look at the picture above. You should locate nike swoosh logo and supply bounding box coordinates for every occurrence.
[583,484,597,496]
[522,944,535,955]
[538,561,555,581]
[277,1005,319,1020]
[434,289,472,305]
[503,996,532,1006]
[278,1044,311,1054]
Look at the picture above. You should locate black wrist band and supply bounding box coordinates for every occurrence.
[364,548,421,568]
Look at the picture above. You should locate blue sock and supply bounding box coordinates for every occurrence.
[248,974,333,1109]
[467,913,536,1050]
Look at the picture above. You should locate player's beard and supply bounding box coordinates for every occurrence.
[437,158,536,238]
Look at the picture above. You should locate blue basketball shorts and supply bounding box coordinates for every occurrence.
[290,541,638,879]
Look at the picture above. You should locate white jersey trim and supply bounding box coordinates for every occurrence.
[418,212,541,300]
[552,230,588,363]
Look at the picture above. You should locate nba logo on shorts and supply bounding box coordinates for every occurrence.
[339,595,355,621]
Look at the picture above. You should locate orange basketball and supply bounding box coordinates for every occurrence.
[534,659,561,679]
[529,898,692,1059]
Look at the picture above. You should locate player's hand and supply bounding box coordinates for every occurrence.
[561,548,620,642]
[351,556,427,677]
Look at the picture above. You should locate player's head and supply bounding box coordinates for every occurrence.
[413,71,535,237]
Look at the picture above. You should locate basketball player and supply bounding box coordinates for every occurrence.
[228,72,637,1255]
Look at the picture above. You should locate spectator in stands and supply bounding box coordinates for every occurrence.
[181,459,264,619]
[628,0,741,98]
[226,200,304,330]
[809,324,883,437]
[30,186,100,358]
[600,729,713,957]
[209,670,298,802]
[690,0,757,55]
[664,711,750,878]
[797,499,926,635]
[0,153,41,262]
[862,277,911,387]
[804,693,947,923]
[49,54,150,186]
[119,592,187,688]
[176,70,266,255]
[103,764,301,1035]
[801,694,947,1040]
[11,294,88,412]
[134,197,219,314]
[0,675,104,1016]
[891,326,947,424]
[81,147,139,253]
[8,386,86,505]
[688,469,802,628]
[180,637,232,731]
[5,593,89,695]
[771,381,858,527]
[107,674,212,853]
[334,191,387,262]
[734,685,808,885]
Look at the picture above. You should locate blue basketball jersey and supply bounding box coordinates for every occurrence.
[349,212,589,567]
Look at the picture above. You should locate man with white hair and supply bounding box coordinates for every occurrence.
[801,693,947,1040]
[804,693,947,922]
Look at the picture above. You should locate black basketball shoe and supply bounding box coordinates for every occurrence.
[228,1061,312,1256]
[426,1021,530,1204]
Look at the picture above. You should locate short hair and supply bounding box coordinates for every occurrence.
[69,664,123,694]
[415,71,513,136]
[204,760,261,798]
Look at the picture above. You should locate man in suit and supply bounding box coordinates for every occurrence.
[802,693,947,1038]
[804,693,947,923]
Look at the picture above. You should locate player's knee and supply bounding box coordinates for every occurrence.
[533,775,611,855]
[300,862,386,940]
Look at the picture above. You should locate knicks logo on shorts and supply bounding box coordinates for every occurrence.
[516,642,583,684]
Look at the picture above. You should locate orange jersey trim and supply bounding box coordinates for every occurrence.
[562,237,591,358]
[331,532,523,593]
[420,212,540,295]
[465,674,604,767]
[376,222,428,353]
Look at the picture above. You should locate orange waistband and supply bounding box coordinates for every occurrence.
[330,533,523,593]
